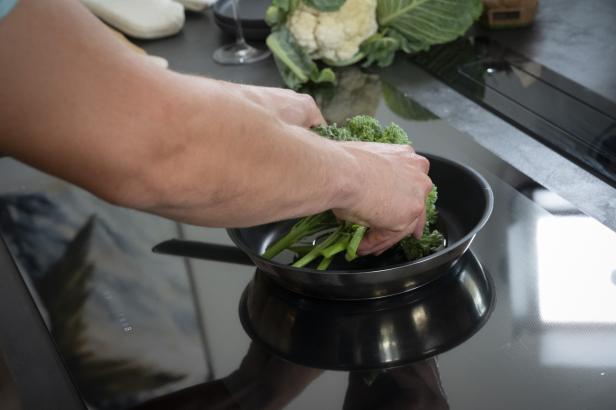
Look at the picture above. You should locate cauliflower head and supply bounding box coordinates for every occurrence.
[287,0,378,63]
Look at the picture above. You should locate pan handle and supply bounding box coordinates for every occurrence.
[152,239,255,266]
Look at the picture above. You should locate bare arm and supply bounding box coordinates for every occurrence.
[0,0,432,252]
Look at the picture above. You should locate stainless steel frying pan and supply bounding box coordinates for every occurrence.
[153,154,493,300]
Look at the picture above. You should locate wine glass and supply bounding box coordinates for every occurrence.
[213,0,271,64]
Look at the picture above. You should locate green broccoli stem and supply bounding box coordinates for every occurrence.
[262,228,307,260]
[262,212,336,260]
[317,256,334,271]
[321,234,350,259]
[287,244,314,257]
[345,225,367,261]
[292,229,342,268]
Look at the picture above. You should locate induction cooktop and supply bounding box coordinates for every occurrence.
[413,37,616,187]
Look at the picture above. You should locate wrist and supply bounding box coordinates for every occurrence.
[325,142,363,214]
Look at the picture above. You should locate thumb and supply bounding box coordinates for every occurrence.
[357,228,386,256]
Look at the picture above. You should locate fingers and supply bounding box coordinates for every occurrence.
[273,89,324,127]
[411,153,430,174]
[298,93,325,127]
[330,137,434,258]
[357,218,420,256]
[238,85,325,128]
[345,141,415,154]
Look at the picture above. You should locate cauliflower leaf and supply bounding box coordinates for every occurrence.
[377,0,483,53]
[267,27,335,89]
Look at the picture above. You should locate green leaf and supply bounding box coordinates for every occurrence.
[360,33,399,67]
[377,0,483,53]
[267,27,335,89]
[382,82,438,121]
[265,0,299,27]
[303,0,346,12]
[311,67,336,84]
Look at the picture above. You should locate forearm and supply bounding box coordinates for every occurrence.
[136,73,358,227]
[0,0,356,227]
[0,0,171,202]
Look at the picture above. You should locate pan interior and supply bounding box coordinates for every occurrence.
[233,155,490,271]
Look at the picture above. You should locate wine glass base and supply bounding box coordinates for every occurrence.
[213,42,271,65]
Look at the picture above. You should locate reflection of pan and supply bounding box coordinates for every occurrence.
[240,251,494,370]
[153,154,493,300]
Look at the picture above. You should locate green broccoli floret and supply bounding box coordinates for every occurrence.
[399,186,444,260]
[381,123,411,145]
[399,230,445,260]
[312,116,411,145]
[345,115,382,142]
[263,115,442,270]
[425,185,439,226]
[312,123,355,141]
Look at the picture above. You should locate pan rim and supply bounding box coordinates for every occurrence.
[227,153,494,275]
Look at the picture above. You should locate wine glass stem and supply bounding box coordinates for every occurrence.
[230,0,247,47]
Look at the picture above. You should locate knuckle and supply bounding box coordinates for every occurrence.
[415,155,430,173]
[404,223,417,235]
[284,88,298,96]
[425,184,433,197]
[421,174,433,188]
[406,201,424,220]
[300,93,317,106]
[415,202,426,216]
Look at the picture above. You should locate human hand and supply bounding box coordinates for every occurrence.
[236,84,325,128]
[333,142,432,256]
[224,343,322,410]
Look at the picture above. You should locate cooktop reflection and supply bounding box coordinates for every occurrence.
[133,252,492,410]
[240,252,494,371]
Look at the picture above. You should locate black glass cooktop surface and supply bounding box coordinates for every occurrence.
[1,11,616,410]
[413,37,616,187]
[2,82,616,409]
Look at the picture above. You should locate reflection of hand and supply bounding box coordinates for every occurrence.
[333,142,433,256]
[343,359,449,410]
[132,343,321,410]
[223,343,322,410]
[236,84,325,128]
